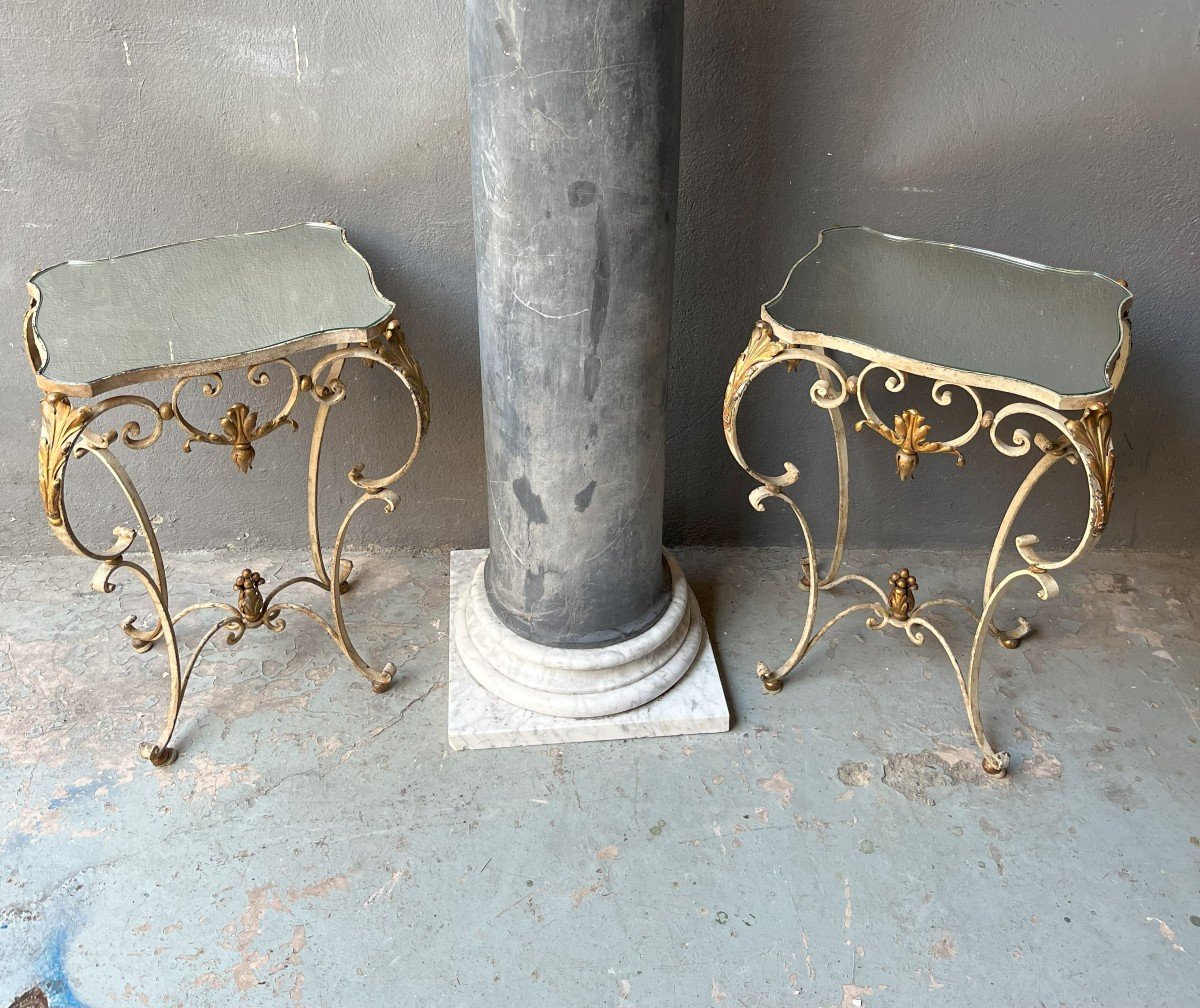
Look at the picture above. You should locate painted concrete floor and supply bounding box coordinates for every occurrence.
[0,545,1197,1006]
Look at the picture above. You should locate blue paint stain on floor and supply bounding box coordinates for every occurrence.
[46,774,113,812]
[34,924,91,1008]
[2,828,32,860]
[4,773,112,862]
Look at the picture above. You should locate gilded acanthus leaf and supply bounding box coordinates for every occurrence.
[38,395,92,527]
[383,321,430,435]
[855,408,963,481]
[218,403,260,473]
[1066,403,1115,535]
[722,321,783,432]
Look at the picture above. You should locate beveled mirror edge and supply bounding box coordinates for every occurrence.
[28,221,368,284]
[23,222,397,398]
[763,226,1133,411]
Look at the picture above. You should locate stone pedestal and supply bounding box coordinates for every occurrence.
[452,0,728,747]
[447,551,726,750]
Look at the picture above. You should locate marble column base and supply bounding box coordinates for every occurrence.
[447,550,729,750]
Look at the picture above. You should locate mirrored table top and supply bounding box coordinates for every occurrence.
[765,227,1132,409]
[25,222,395,396]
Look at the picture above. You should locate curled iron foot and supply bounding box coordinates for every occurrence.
[369,662,397,694]
[981,751,1010,778]
[122,616,161,653]
[757,661,784,694]
[139,743,177,767]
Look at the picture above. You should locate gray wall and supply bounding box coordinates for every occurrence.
[3,1,1197,560]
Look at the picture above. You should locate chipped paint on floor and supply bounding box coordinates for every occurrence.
[0,547,1197,1005]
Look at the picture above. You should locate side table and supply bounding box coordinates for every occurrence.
[723,227,1131,777]
[25,222,430,767]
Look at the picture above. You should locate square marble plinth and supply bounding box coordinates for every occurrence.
[448,549,730,750]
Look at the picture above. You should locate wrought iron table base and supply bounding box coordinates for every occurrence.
[724,320,1119,778]
[36,320,429,767]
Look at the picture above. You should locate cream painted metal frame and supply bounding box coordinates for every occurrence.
[25,223,430,768]
[723,229,1130,778]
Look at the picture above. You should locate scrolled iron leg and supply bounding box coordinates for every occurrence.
[801,364,851,591]
[306,349,354,594]
[960,568,1064,779]
[962,401,1116,776]
[980,451,1066,651]
[326,491,399,693]
[304,320,429,693]
[722,323,854,695]
[81,455,187,768]
[38,391,189,766]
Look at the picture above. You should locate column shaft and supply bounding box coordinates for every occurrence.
[467,0,684,648]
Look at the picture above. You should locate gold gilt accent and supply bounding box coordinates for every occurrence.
[234,568,266,623]
[1065,403,1115,535]
[886,568,918,620]
[38,393,92,526]
[177,398,298,474]
[856,408,965,481]
[383,319,431,436]
[221,403,260,474]
[722,321,783,433]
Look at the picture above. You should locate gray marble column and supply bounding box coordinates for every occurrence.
[450,0,726,741]
[467,0,682,649]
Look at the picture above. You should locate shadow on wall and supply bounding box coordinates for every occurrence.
[667,0,1200,552]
